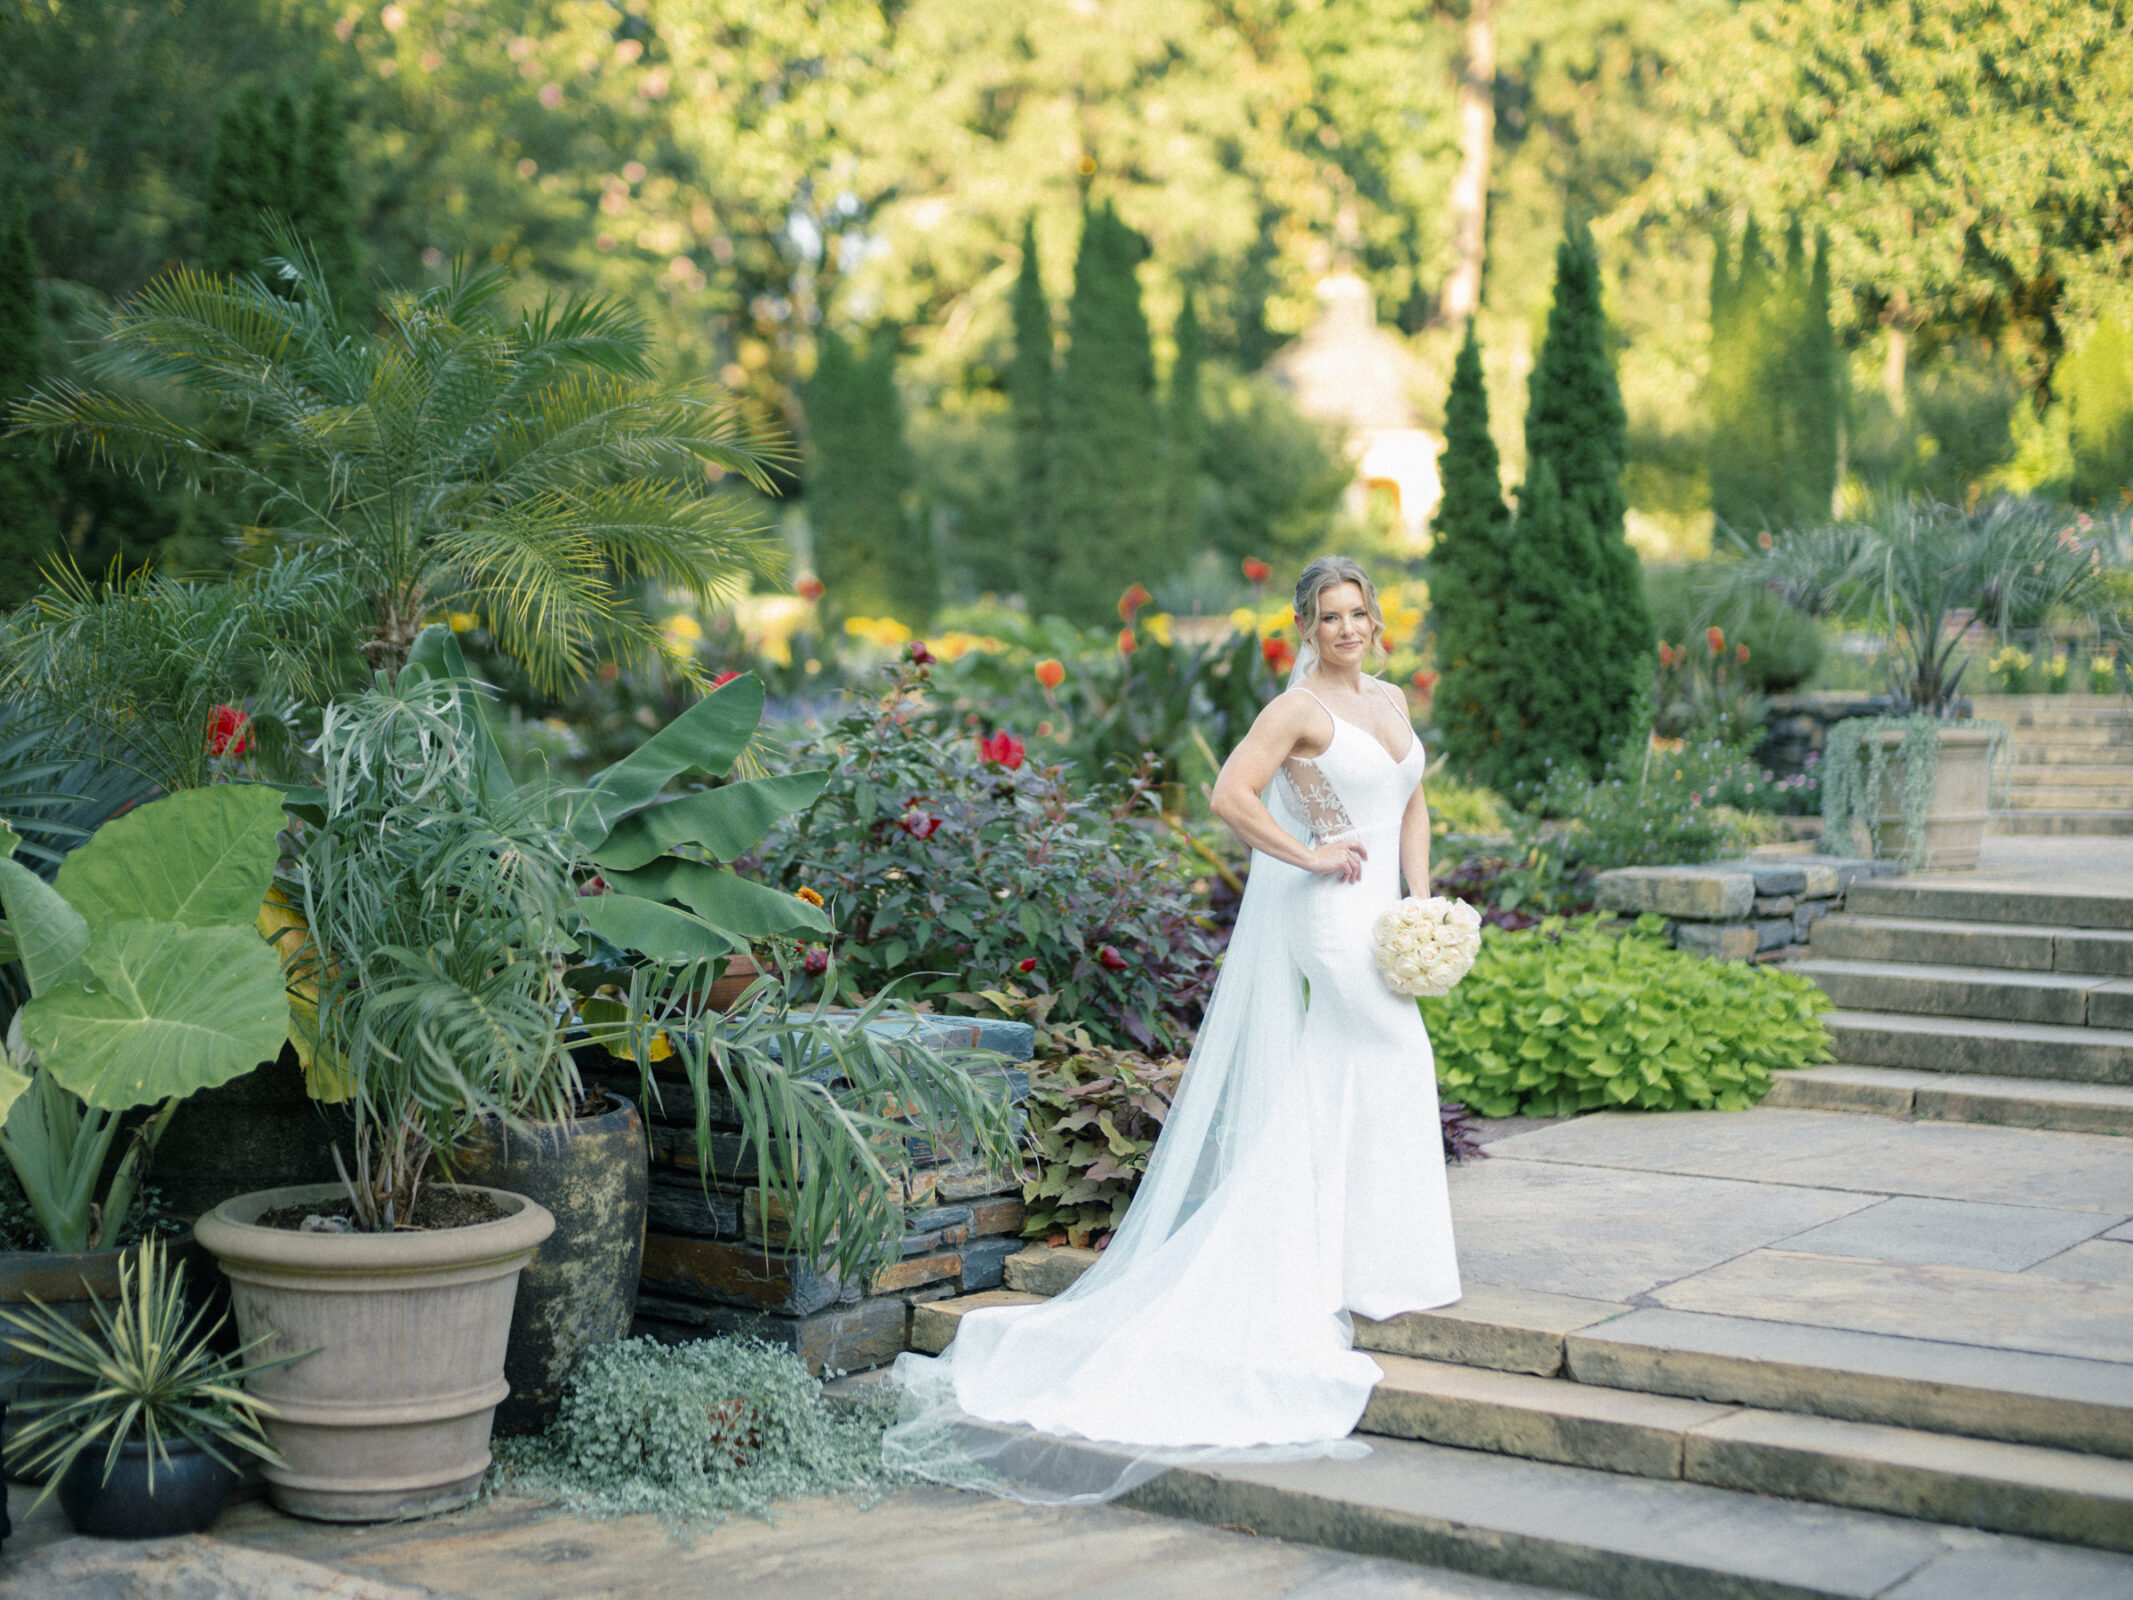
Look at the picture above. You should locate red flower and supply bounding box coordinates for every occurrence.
[1036,719,1054,737]
[1736,643,1750,665]
[803,947,830,975]
[1034,658,1066,690]
[709,669,742,689]
[207,705,251,757]
[1410,668,1439,695]
[1117,583,1153,623]
[979,731,1027,770]
[1706,625,1726,655]
[1242,557,1273,584]
[1097,944,1128,972]
[897,811,943,840]
[1756,530,1774,551]
[796,574,826,601]
[1657,641,1676,668]
[1262,637,1295,672]
[1116,629,1138,657]
[909,641,936,666]
[578,874,609,897]
[1017,956,1038,974]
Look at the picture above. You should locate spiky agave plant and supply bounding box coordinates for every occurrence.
[12,226,787,693]
[0,1234,298,1500]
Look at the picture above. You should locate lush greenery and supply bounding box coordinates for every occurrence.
[1423,916,1834,1118]
[0,192,56,607]
[494,1334,906,1532]
[1019,1048,1182,1250]
[807,326,929,622]
[0,1234,295,1499]
[1429,323,1517,788]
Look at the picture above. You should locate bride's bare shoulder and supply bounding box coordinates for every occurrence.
[1252,687,1333,754]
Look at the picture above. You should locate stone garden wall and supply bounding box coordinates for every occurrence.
[1593,854,1900,962]
[582,1016,1036,1376]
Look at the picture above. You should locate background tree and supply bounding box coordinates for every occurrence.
[2062,317,2133,507]
[293,69,363,320]
[1498,458,1608,786]
[1427,323,1516,786]
[1050,202,1161,624]
[807,327,930,622]
[0,192,58,606]
[1010,218,1055,598]
[1709,218,1842,533]
[1161,289,1205,575]
[201,87,298,279]
[1513,223,1650,779]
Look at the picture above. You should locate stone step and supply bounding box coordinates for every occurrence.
[1997,723,2133,746]
[1995,811,2133,836]
[1360,1353,2133,1553]
[1844,880,2133,933]
[1810,912,2133,976]
[1970,695,2133,726]
[1762,1064,2133,1136]
[1822,1008,2133,1084]
[2001,789,2133,811]
[1122,1434,2133,1599]
[2011,741,2133,765]
[1789,957,2133,1028]
[2006,765,2133,788]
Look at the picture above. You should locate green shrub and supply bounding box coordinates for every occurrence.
[1019,1048,1182,1249]
[1425,769,1509,838]
[1424,916,1832,1117]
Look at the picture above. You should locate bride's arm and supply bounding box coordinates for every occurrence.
[1400,781,1432,898]
[1209,695,1368,882]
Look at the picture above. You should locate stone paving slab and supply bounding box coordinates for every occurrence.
[1648,1249,2133,1365]
[1770,1196,2118,1273]
[1356,1285,1630,1377]
[2025,1238,2133,1288]
[1444,1158,1873,1303]
[1480,1108,2133,1212]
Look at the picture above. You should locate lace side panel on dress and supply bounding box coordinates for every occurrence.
[1277,758,1357,844]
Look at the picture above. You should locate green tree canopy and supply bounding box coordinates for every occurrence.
[1428,322,1516,786]
[807,326,930,622]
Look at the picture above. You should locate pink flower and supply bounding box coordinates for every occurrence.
[207,705,251,757]
[1097,945,1128,972]
[803,947,829,976]
[909,641,936,666]
[898,812,943,841]
[979,731,1027,770]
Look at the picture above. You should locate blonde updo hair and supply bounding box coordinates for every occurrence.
[1292,556,1388,669]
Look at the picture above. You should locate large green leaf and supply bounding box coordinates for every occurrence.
[0,857,90,997]
[0,1058,29,1133]
[576,892,741,965]
[591,770,830,871]
[607,859,831,938]
[573,676,764,844]
[54,785,285,932]
[403,624,517,802]
[24,920,289,1110]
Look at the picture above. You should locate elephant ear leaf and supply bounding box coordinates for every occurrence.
[574,676,766,845]
[0,1057,29,1134]
[577,893,742,966]
[605,860,831,939]
[55,785,286,932]
[0,856,90,996]
[592,771,830,871]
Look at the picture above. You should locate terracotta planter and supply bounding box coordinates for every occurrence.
[1863,723,1996,870]
[0,1247,124,1477]
[698,952,761,1012]
[453,1093,648,1436]
[193,1183,553,1522]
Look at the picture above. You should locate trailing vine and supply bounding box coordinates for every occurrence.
[1820,716,2008,868]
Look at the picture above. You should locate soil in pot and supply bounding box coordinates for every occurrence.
[253,1189,510,1231]
[453,1091,649,1436]
[57,1435,239,1539]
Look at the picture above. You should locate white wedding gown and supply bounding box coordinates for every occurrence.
[884,682,1462,1502]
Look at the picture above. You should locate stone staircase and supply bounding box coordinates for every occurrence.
[1768,878,2133,1136]
[908,1262,2133,1598]
[1971,694,2133,837]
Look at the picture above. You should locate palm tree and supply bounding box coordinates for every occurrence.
[14,234,786,690]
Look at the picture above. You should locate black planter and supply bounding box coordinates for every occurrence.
[454,1091,649,1436]
[57,1435,238,1539]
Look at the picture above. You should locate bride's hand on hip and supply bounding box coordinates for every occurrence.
[1307,839,1367,883]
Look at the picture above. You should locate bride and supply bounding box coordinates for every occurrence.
[883,556,1462,1502]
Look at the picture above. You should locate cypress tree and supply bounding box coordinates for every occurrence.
[1709,218,1840,533]
[806,327,930,623]
[2065,316,2133,506]
[1050,200,1160,624]
[1794,227,1842,522]
[0,191,58,606]
[1498,458,1607,787]
[1515,221,1650,780]
[1161,288,1205,576]
[294,69,362,317]
[1009,217,1054,596]
[201,87,298,279]
[1427,322,1517,787]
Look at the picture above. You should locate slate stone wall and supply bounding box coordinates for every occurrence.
[1594,854,1901,962]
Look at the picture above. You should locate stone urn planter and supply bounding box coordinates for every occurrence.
[453,1092,649,1436]
[1860,723,1996,869]
[0,1247,124,1475]
[192,1183,553,1522]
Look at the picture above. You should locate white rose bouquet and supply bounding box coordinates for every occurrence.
[1371,896,1484,997]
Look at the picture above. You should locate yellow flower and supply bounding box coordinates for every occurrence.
[447,611,479,633]
[796,886,825,907]
[664,612,703,642]
[1144,612,1174,647]
[842,615,913,647]
[1228,605,1259,635]
[930,630,1006,661]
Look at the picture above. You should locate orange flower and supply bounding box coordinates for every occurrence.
[796,574,826,601]
[1242,557,1273,584]
[1034,658,1066,690]
[1117,628,1138,657]
[1117,583,1153,622]
[1410,668,1438,695]
[795,886,825,908]
[1657,641,1676,668]
[1757,530,1774,550]
[1262,636,1296,672]
[1706,625,1726,655]
[1736,642,1750,664]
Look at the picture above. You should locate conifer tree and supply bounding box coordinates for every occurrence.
[1498,458,1607,786]
[1515,221,1650,780]
[1009,217,1054,595]
[294,69,362,318]
[1427,323,1517,786]
[1050,200,1160,623]
[201,87,298,279]
[806,327,930,622]
[0,191,58,606]
[1709,219,1841,533]
[1161,288,1205,575]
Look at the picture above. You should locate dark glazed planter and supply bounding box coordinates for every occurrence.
[58,1435,239,1538]
[1,1247,124,1476]
[454,1091,649,1435]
